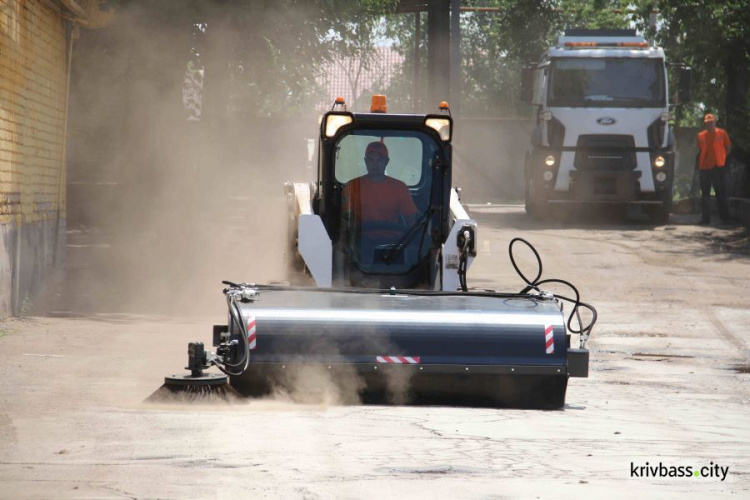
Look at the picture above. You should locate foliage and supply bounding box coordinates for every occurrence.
[102,0,749,153]
[383,0,636,117]
[633,0,750,152]
[108,0,399,117]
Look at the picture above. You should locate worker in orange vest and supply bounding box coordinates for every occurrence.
[342,140,418,238]
[696,113,732,225]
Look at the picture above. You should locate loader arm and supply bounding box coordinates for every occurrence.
[287,182,332,287]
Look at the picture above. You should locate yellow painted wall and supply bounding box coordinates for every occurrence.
[0,0,68,227]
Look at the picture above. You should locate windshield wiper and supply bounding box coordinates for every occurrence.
[585,95,653,102]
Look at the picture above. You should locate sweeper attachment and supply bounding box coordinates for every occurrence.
[147,97,595,408]
[217,283,591,408]
[149,236,595,409]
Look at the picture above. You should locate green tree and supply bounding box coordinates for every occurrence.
[106,0,398,117]
[635,0,750,157]
[384,0,635,117]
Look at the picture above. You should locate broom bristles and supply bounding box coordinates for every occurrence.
[145,382,245,404]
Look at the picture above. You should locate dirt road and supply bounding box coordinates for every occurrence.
[1,206,749,499]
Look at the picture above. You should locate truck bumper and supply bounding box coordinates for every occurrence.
[569,170,641,201]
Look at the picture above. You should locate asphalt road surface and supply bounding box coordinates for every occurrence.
[1,205,749,499]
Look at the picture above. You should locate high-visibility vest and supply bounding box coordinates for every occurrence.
[697,128,731,169]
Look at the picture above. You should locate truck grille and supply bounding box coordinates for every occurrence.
[574,135,636,171]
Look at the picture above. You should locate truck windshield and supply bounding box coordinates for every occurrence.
[548,57,665,107]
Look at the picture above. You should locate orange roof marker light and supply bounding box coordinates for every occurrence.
[426,103,452,142]
[564,41,649,49]
[332,96,346,111]
[371,94,387,113]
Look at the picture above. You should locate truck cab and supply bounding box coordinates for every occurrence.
[522,29,691,222]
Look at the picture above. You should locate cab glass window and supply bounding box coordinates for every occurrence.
[334,131,425,187]
[333,129,441,277]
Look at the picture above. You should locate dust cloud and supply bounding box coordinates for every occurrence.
[62,2,321,316]
[268,363,417,406]
[270,364,366,406]
[55,2,487,408]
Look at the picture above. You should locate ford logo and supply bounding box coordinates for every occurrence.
[597,117,616,126]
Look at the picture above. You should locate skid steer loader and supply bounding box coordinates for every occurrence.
[160,96,594,409]
[286,96,476,292]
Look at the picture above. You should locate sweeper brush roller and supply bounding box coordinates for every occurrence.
[216,285,589,409]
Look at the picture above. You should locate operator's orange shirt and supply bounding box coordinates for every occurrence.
[342,175,418,223]
[697,128,731,170]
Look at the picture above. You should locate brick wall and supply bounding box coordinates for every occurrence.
[0,0,68,316]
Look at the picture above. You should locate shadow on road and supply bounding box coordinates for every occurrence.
[467,203,750,261]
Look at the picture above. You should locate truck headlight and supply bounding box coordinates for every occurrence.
[653,155,666,168]
[655,171,667,183]
[544,155,556,167]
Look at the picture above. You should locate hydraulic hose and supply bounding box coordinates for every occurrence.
[214,284,251,376]
[508,237,597,348]
[457,229,471,292]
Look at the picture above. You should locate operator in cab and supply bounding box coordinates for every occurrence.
[342,140,418,240]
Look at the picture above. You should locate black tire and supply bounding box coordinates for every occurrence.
[527,178,549,221]
[524,155,534,216]
[524,178,534,215]
[648,203,670,224]
[647,192,672,225]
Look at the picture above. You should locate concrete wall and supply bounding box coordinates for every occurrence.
[452,118,534,203]
[0,0,69,316]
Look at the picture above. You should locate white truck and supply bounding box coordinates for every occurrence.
[521,29,691,222]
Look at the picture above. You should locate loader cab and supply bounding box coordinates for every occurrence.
[317,100,453,289]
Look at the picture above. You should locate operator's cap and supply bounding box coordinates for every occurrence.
[365,140,389,158]
[704,113,717,123]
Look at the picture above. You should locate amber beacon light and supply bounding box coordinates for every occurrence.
[371,95,387,113]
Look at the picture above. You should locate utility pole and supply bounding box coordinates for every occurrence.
[413,11,421,112]
[426,0,450,110]
[450,0,460,117]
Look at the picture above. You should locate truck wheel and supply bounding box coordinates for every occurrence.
[648,204,670,224]
[524,178,534,215]
[527,178,549,221]
[648,195,672,225]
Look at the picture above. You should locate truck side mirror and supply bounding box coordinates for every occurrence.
[678,67,692,104]
[520,67,533,102]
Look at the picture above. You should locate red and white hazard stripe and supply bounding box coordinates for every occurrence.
[246,315,257,350]
[544,324,554,354]
[376,355,421,364]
